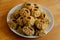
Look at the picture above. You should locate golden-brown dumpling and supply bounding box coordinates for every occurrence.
[10,9,20,19]
[31,8,41,17]
[39,11,46,19]
[23,16,35,26]
[8,19,17,29]
[34,3,40,9]
[19,8,30,16]
[35,18,49,30]
[23,2,34,10]
[17,26,24,34]
[42,18,50,29]
[23,26,34,36]
[17,16,23,26]
[35,19,42,30]
[35,30,46,36]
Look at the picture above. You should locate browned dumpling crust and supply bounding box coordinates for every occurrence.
[17,26,24,34]
[35,30,46,36]
[23,2,34,10]
[31,8,41,17]
[17,16,23,26]
[23,26,34,36]
[8,19,17,29]
[35,19,42,30]
[23,16,35,26]
[19,8,30,16]
[10,9,20,19]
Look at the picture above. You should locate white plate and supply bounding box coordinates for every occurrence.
[7,4,54,38]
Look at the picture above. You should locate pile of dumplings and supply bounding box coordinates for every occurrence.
[8,2,50,36]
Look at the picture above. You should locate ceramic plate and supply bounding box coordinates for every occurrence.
[7,4,54,38]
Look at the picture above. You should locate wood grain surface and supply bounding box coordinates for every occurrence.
[0,0,60,40]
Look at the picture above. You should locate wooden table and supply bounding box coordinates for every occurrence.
[0,0,60,40]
